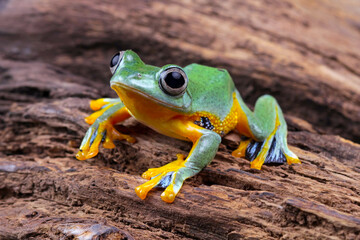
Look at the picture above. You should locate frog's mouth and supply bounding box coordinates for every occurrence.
[111,82,185,110]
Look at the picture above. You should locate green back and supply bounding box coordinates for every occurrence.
[184,64,235,120]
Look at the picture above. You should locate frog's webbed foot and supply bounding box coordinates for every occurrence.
[135,154,186,203]
[76,98,135,160]
[232,114,300,170]
[76,121,135,160]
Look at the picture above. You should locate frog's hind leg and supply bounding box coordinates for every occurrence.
[232,94,300,170]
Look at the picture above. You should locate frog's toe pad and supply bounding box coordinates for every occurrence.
[161,187,176,203]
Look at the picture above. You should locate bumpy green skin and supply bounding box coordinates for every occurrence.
[234,91,297,159]
[80,50,297,202]
[184,64,235,120]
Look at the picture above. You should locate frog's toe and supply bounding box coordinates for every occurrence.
[76,147,99,160]
[232,139,251,158]
[135,171,170,199]
[85,111,104,125]
[76,149,88,161]
[89,98,119,111]
[89,98,108,111]
[85,100,119,125]
[161,186,177,203]
[136,154,186,202]
[76,146,99,161]
[161,177,184,203]
[135,172,182,203]
[101,126,135,149]
[109,126,136,144]
[141,154,184,180]
[284,151,301,165]
[76,125,103,160]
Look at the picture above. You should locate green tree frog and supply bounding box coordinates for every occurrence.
[76,50,300,203]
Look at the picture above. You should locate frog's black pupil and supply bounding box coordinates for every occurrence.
[165,72,185,88]
[110,53,120,67]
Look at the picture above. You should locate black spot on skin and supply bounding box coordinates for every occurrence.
[194,117,214,131]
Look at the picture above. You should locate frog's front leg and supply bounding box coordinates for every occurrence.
[76,98,135,160]
[135,121,221,203]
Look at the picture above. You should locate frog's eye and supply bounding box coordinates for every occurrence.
[159,67,188,96]
[109,51,124,74]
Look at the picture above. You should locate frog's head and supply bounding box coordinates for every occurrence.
[109,50,192,112]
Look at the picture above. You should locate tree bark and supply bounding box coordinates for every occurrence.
[0,0,360,239]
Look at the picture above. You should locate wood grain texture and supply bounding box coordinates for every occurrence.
[0,0,359,239]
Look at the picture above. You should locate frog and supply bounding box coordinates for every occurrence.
[75,50,300,203]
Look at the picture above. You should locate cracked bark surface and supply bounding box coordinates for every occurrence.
[0,0,360,239]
